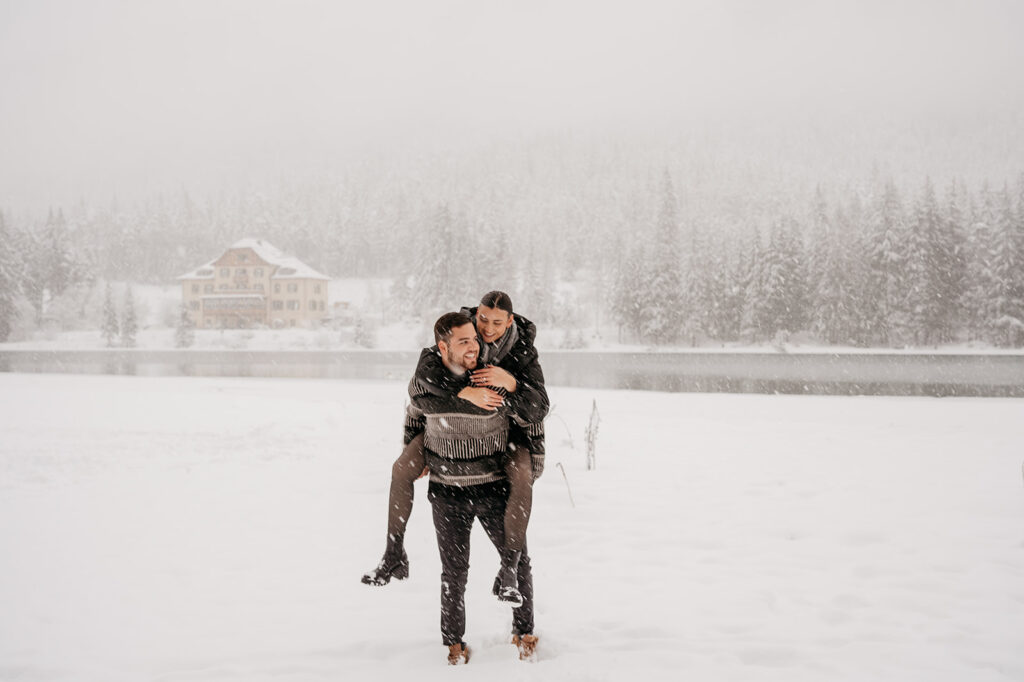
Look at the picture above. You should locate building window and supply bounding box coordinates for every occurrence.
[238,253,247,262]
[204,284,213,293]
[254,283,264,291]
[254,268,263,277]
[191,284,199,293]
[314,284,321,294]
[189,301,200,310]
[273,301,284,310]
[274,283,281,293]
[320,301,325,311]
[220,268,229,277]
[287,283,298,293]
[287,300,300,310]
[237,268,247,275]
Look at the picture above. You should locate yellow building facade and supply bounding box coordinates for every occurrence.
[178,239,330,329]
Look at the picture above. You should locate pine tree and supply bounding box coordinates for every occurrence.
[520,241,556,324]
[864,182,906,345]
[45,209,77,297]
[388,274,415,316]
[174,303,195,348]
[716,235,747,342]
[477,222,517,298]
[782,219,810,336]
[739,230,766,342]
[447,210,478,306]
[985,187,1024,345]
[102,282,119,347]
[759,218,808,340]
[937,181,968,341]
[641,171,683,344]
[0,211,20,341]
[843,193,874,346]
[121,285,137,348]
[20,226,46,324]
[692,231,728,342]
[611,237,647,343]
[17,209,84,325]
[412,204,456,316]
[681,217,712,346]
[808,188,854,344]
[904,179,949,345]
[961,187,994,342]
[353,314,377,348]
[1012,178,1024,344]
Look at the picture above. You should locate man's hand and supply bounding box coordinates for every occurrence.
[470,365,517,392]
[458,386,505,410]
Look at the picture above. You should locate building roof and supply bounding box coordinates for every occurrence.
[177,239,331,281]
[177,262,216,280]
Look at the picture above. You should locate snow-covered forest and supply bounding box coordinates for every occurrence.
[4,2,1024,350]
[2,129,1023,348]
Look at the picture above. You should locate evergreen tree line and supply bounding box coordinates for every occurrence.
[0,208,92,340]
[1,168,1022,347]
[100,282,139,348]
[613,174,1024,348]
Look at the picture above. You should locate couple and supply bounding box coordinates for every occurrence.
[362,291,549,665]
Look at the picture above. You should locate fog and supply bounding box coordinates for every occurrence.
[3,0,1023,211]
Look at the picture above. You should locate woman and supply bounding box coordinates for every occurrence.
[362,291,548,604]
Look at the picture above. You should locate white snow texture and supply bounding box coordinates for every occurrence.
[1,373,1023,681]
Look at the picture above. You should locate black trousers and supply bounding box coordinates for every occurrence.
[429,482,534,646]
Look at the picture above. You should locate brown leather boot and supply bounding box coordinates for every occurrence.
[447,642,470,665]
[511,634,538,660]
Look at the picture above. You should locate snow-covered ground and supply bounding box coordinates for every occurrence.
[1,373,1023,681]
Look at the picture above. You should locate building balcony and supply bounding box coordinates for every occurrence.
[202,295,266,312]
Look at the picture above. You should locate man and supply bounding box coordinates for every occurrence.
[406,311,548,664]
[362,292,547,605]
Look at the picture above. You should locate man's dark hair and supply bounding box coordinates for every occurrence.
[480,290,513,315]
[434,311,473,345]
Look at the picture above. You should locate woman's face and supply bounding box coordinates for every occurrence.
[476,304,513,345]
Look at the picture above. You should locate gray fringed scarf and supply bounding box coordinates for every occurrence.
[478,318,519,366]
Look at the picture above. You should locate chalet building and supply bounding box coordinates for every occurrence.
[177,239,330,329]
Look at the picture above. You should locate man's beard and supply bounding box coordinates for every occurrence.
[446,348,477,373]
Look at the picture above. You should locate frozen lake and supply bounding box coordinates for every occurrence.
[1,349,1023,396]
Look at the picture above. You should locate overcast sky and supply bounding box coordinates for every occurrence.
[2,0,1023,212]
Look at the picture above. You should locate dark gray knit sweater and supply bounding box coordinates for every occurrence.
[405,350,548,487]
[406,310,550,480]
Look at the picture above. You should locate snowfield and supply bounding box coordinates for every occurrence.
[1,373,1023,681]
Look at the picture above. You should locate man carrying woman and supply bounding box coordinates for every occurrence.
[362,292,548,662]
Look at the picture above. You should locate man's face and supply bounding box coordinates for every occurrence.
[476,305,513,345]
[439,323,480,372]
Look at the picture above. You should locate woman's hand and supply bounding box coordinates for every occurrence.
[458,386,505,410]
[470,365,517,392]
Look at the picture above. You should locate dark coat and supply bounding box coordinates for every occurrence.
[405,308,549,478]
